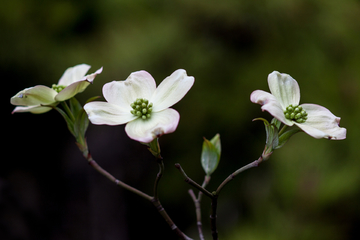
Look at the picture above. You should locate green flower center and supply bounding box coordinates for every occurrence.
[52,84,66,93]
[130,98,153,120]
[284,104,308,123]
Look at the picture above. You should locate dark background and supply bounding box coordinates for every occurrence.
[2,0,360,239]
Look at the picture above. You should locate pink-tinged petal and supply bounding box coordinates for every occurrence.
[151,69,195,112]
[103,71,156,110]
[81,67,103,83]
[57,64,91,86]
[250,90,294,126]
[55,67,103,101]
[125,108,180,143]
[12,105,54,114]
[268,71,300,109]
[10,85,57,106]
[84,101,136,125]
[295,104,347,140]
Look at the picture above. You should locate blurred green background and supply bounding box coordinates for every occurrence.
[3,0,360,239]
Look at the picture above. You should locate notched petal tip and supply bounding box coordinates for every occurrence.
[81,66,103,83]
[327,118,347,140]
[152,127,165,139]
[125,108,180,143]
[295,104,347,140]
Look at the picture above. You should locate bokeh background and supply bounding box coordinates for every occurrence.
[2,0,360,239]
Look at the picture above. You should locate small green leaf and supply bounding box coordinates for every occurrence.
[54,106,76,137]
[253,118,270,125]
[69,97,82,116]
[85,96,101,104]
[209,133,221,158]
[271,118,281,130]
[74,108,90,144]
[201,136,220,176]
[144,138,162,159]
[253,118,278,148]
[275,128,301,149]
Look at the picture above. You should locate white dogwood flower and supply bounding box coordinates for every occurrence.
[84,69,194,143]
[251,71,346,140]
[11,64,102,114]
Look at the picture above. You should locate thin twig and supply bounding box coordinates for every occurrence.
[86,153,153,201]
[188,175,210,240]
[175,163,214,198]
[151,159,193,240]
[215,157,262,196]
[210,195,218,240]
[79,141,193,240]
[151,198,194,240]
[208,156,265,240]
[153,160,165,200]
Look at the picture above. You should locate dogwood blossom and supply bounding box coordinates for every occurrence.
[84,69,194,143]
[251,71,346,140]
[11,64,102,114]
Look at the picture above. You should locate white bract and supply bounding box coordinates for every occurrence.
[251,71,346,140]
[11,64,103,114]
[84,69,194,143]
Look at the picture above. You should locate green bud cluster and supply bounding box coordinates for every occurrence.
[284,104,308,123]
[52,84,66,93]
[130,98,153,120]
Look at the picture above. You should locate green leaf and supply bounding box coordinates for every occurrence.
[85,96,101,104]
[74,108,90,144]
[201,137,220,176]
[209,133,221,158]
[54,106,76,137]
[69,97,82,115]
[271,118,281,130]
[253,118,278,148]
[275,128,301,149]
[67,97,91,146]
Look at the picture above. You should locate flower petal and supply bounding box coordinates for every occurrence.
[81,66,103,83]
[57,64,91,86]
[103,71,156,111]
[250,90,294,126]
[150,69,194,112]
[55,81,91,102]
[12,105,54,114]
[125,108,180,143]
[55,67,103,102]
[268,71,300,109]
[295,104,346,140]
[11,85,57,106]
[84,101,136,125]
